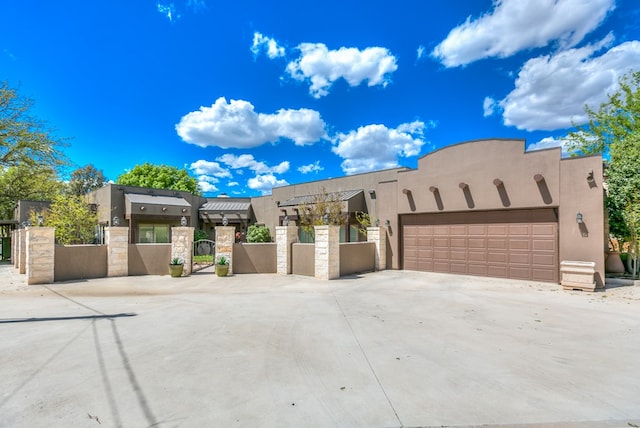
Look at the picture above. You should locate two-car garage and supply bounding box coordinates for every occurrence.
[402,209,558,283]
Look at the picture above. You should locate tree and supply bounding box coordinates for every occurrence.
[0,81,67,169]
[298,187,347,240]
[0,164,62,219]
[354,211,377,238]
[30,193,98,245]
[67,164,106,196]
[117,162,201,195]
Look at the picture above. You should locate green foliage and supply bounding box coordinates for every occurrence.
[31,194,98,245]
[117,162,201,195]
[67,164,106,196]
[246,224,271,243]
[170,257,183,265]
[354,211,377,237]
[216,255,228,265]
[298,187,347,237]
[0,164,62,219]
[606,133,640,241]
[0,81,67,170]
[194,229,209,241]
[565,70,640,156]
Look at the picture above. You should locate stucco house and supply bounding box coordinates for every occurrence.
[83,138,604,286]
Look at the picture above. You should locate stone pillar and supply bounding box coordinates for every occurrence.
[18,228,26,274]
[276,225,299,275]
[12,229,18,268]
[215,226,235,275]
[26,227,55,285]
[314,225,340,280]
[367,226,387,271]
[106,227,129,277]
[171,227,194,276]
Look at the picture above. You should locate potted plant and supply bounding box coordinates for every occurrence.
[169,257,184,277]
[215,255,229,277]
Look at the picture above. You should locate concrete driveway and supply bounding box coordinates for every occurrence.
[1,265,639,428]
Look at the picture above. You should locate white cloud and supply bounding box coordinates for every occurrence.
[227,181,239,187]
[526,137,572,157]
[416,45,427,61]
[298,161,324,174]
[176,97,327,148]
[247,174,289,195]
[251,32,285,59]
[483,97,497,117]
[491,38,640,131]
[186,0,206,12]
[285,43,398,98]
[432,0,615,67]
[217,154,289,175]
[332,121,430,175]
[157,2,180,21]
[197,175,219,193]
[190,159,232,178]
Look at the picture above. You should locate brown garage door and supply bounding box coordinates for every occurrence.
[402,209,558,282]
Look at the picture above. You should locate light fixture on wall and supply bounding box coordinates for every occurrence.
[180,216,187,226]
[368,190,376,199]
[112,216,119,226]
[323,213,330,225]
[576,212,583,224]
[375,218,380,227]
[283,215,289,226]
[587,170,595,183]
[37,214,43,226]
[222,214,228,226]
[384,219,391,227]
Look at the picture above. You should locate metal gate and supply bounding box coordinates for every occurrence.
[193,239,215,271]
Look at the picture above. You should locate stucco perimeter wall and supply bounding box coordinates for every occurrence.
[54,245,108,282]
[398,139,561,214]
[233,243,277,273]
[559,156,605,287]
[128,244,171,276]
[378,180,399,269]
[340,242,375,276]
[292,243,315,276]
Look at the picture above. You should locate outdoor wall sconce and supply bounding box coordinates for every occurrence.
[283,215,289,226]
[459,182,468,189]
[368,190,376,199]
[534,174,545,183]
[222,215,228,226]
[384,219,391,227]
[493,179,503,186]
[140,206,145,211]
[180,216,187,226]
[587,170,595,183]
[37,214,43,226]
[112,216,119,226]
[375,218,380,227]
[162,207,167,212]
[181,208,187,213]
[576,212,583,224]
[323,213,330,225]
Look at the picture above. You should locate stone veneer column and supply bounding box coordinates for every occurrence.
[18,228,26,274]
[276,225,298,275]
[171,227,194,276]
[106,227,129,277]
[12,229,18,268]
[215,226,235,275]
[26,227,55,285]
[314,225,340,280]
[367,226,387,271]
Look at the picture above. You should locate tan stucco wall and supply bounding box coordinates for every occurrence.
[559,156,605,287]
[128,244,171,275]
[292,243,315,276]
[398,139,561,214]
[339,242,375,275]
[233,243,277,273]
[54,245,108,282]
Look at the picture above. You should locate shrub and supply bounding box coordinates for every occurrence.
[246,224,271,243]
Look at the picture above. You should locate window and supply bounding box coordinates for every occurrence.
[138,224,170,243]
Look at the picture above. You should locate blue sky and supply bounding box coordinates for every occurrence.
[2,0,639,196]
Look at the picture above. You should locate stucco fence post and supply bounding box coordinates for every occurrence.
[171,226,194,276]
[106,226,129,277]
[367,226,387,271]
[26,227,55,285]
[276,225,298,275]
[314,225,340,280]
[215,226,235,275]
[18,228,27,274]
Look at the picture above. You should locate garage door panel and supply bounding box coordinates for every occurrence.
[402,209,558,283]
